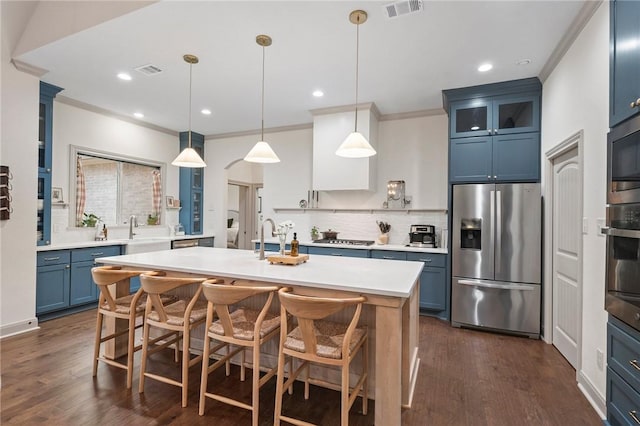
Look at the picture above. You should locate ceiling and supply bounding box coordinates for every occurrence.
[15,1,589,136]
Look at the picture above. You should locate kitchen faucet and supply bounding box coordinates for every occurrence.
[258,218,277,260]
[128,215,137,239]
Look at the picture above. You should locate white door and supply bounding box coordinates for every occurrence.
[552,146,581,368]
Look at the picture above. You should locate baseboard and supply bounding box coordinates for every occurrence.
[578,370,606,420]
[0,317,39,339]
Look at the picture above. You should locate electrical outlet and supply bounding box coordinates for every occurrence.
[582,217,588,235]
[596,348,604,371]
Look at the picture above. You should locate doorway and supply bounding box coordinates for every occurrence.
[544,131,583,371]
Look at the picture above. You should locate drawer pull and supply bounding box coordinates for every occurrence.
[419,258,433,263]
[44,256,60,261]
[630,359,640,371]
[382,256,395,259]
[91,252,104,257]
[630,410,640,425]
[330,253,343,256]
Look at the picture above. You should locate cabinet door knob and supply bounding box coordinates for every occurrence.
[632,98,640,108]
[487,130,493,135]
[487,175,491,179]
[494,175,497,179]
[65,265,70,269]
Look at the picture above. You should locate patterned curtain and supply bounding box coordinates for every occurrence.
[152,169,162,223]
[76,158,86,226]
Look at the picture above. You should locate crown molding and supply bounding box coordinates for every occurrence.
[11,59,48,77]
[309,102,381,119]
[206,122,312,141]
[379,108,445,121]
[55,95,178,137]
[539,0,603,82]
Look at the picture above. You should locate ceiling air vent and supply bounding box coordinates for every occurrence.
[134,64,163,76]
[384,0,423,19]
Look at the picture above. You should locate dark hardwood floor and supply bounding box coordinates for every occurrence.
[1,310,602,425]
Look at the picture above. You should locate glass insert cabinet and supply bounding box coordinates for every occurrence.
[178,131,204,235]
[450,92,540,139]
[38,82,63,246]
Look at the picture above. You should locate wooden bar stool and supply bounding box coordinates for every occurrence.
[91,266,176,389]
[198,280,281,426]
[138,272,223,408]
[274,288,368,426]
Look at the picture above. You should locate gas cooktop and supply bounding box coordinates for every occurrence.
[313,239,375,246]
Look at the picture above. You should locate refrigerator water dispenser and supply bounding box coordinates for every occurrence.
[460,218,482,250]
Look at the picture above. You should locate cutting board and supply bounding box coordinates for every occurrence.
[266,254,309,265]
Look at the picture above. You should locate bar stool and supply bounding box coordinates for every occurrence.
[274,288,368,426]
[91,266,176,389]
[138,272,223,408]
[198,280,281,426]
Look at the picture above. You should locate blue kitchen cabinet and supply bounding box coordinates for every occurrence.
[371,250,407,260]
[444,78,541,184]
[407,252,448,319]
[37,82,63,246]
[37,245,122,319]
[449,92,540,139]
[610,0,640,127]
[306,246,370,258]
[178,131,204,235]
[607,315,640,425]
[36,253,71,314]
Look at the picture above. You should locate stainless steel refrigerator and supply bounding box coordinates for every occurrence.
[451,183,541,338]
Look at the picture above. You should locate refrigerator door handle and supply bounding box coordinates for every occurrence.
[457,279,535,291]
[495,189,502,274]
[490,190,495,262]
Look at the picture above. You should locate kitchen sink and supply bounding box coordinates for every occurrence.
[124,238,171,254]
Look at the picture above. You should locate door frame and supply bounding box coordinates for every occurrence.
[543,130,584,377]
[228,180,260,250]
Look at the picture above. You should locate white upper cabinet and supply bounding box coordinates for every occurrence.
[312,104,378,191]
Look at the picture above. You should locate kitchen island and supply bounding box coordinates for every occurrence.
[98,246,423,425]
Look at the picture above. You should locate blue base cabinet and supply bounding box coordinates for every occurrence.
[36,245,122,320]
[607,315,640,425]
[306,246,369,258]
[407,252,448,320]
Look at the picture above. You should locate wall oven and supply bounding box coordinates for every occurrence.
[605,114,640,332]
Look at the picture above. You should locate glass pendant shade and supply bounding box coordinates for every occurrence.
[244,141,280,163]
[336,131,376,158]
[172,146,207,168]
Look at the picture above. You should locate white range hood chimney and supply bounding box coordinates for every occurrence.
[310,103,379,191]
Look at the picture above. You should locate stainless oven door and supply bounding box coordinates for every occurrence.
[603,226,640,332]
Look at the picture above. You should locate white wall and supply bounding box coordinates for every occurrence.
[0,2,41,337]
[205,113,448,247]
[50,102,181,242]
[541,2,608,414]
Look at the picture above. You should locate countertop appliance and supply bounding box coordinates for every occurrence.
[409,224,436,248]
[451,183,541,338]
[604,114,640,332]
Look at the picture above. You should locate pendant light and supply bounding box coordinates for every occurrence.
[336,10,376,158]
[245,35,280,163]
[172,54,207,168]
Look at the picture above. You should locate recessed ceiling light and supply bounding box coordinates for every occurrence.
[133,112,144,118]
[201,109,212,115]
[117,72,132,81]
[478,63,493,72]
[516,59,531,66]
[312,90,324,97]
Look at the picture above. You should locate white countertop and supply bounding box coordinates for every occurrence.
[36,234,215,252]
[253,238,448,254]
[97,246,423,299]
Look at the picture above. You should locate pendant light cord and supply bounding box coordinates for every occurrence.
[188,62,193,148]
[261,44,266,142]
[354,16,360,133]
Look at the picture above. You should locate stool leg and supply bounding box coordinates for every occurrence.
[341,362,349,426]
[362,337,368,415]
[240,346,246,382]
[126,311,136,389]
[138,319,150,394]
[252,342,260,426]
[273,349,286,426]
[93,310,104,377]
[181,327,190,408]
[199,332,212,416]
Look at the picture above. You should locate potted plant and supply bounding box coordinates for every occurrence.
[310,226,319,241]
[147,213,159,225]
[81,213,100,227]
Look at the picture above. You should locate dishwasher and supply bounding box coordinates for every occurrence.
[171,239,200,249]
